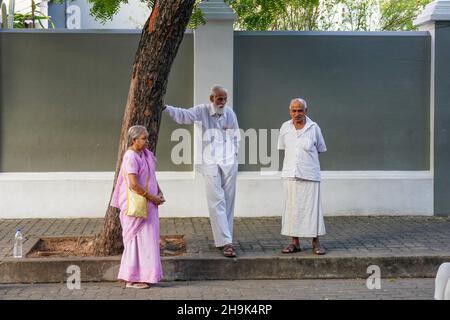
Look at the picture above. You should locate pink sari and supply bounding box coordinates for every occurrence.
[110,148,163,283]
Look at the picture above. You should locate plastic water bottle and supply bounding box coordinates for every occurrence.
[13,228,23,258]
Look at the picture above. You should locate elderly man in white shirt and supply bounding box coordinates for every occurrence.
[163,85,240,258]
[277,98,327,255]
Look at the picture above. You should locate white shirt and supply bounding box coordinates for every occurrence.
[277,116,327,181]
[164,103,240,176]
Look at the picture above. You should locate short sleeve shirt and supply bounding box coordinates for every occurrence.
[278,117,327,181]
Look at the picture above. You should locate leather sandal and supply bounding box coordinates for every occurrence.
[312,245,326,255]
[281,243,302,254]
[223,244,236,257]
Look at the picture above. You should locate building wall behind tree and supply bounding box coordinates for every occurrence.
[0,31,194,172]
[0,30,431,173]
[234,31,431,171]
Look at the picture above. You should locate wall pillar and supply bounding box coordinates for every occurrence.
[192,0,237,174]
[194,0,236,106]
[414,0,450,216]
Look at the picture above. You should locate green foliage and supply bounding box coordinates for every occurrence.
[187,3,205,30]
[88,0,131,24]
[85,0,432,31]
[87,0,204,28]
[9,0,57,29]
[14,12,56,28]
[379,0,432,31]
[338,0,378,31]
[226,0,432,31]
[226,0,320,31]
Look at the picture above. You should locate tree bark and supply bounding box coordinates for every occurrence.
[93,0,196,256]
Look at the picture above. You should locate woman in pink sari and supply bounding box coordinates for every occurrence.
[111,125,165,289]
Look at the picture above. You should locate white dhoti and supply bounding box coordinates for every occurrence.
[281,178,326,238]
[203,164,238,247]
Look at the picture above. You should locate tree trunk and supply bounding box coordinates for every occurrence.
[93,0,196,256]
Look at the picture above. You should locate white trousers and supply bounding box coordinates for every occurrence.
[435,262,450,300]
[203,164,238,247]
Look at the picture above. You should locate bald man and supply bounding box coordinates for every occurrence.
[163,85,240,258]
[278,98,327,255]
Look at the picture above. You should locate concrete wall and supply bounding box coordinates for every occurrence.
[234,32,431,171]
[1,31,430,173]
[0,30,193,172]
[0,29,436,218]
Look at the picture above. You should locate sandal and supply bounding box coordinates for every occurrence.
[223,244,236,258]
[126,282,150,289]
[281,243,302,254]
[312,245,326,255]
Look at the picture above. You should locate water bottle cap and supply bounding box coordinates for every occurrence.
[16,228,21,232]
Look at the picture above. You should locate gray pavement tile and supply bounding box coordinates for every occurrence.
[1,217,450,261]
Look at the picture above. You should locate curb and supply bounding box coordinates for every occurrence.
[1,254,447,283]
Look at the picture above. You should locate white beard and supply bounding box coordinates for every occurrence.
[213,104,225,114]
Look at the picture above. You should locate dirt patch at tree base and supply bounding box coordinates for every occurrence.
[27,235,186,257]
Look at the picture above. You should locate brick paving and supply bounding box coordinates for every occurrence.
[1,217,446,300]
[1,216,450,259]
[0,278,435,300]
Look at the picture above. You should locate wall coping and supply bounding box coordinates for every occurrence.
[0,171,433,181]
[198,0,237,21]
[414,0,450,27]
[0,30,428,37]
[234,31,430,37]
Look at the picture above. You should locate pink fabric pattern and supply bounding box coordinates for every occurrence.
[110,148,163,284]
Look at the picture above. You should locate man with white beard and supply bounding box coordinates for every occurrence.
[163,85,240,258]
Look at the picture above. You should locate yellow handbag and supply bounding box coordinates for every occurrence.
[123,168,149,219]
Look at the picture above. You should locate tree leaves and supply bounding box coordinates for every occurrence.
[379,0,431,31]
[85,0,432,31]
[87,0,131,24]
[226,0,320,31]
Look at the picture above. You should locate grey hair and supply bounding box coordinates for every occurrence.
[210,85,228,96]
[290,98,308,110]
[127,125,148,147]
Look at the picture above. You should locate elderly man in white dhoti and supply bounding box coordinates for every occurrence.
[163,85,240,258]
[277,98,327,255]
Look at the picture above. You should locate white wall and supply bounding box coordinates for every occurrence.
[0,171,433,219]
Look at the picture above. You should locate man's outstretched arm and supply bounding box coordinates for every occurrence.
[163,105,201,125]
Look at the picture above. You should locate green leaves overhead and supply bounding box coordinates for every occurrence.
[379,0,432,31]
[85,0,431,31]
[86,0,204,27]
[227,0,432,31]
[87,0,131,23]
[226,0,320,31]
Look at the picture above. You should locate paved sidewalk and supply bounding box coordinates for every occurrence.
[1,216,450,260]
[0,278,435,300]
